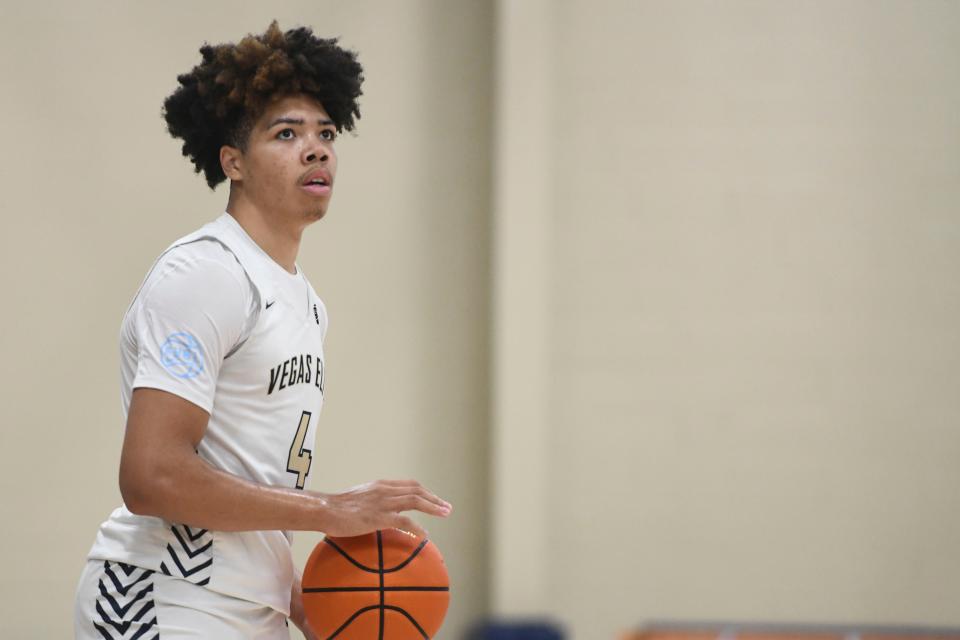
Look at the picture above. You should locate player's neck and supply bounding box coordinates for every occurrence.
[226,191,303,275]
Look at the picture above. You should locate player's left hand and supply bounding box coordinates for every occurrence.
[290,570,319,640]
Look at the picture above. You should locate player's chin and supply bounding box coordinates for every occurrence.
[301,193,331,220]
[303,204,329,222]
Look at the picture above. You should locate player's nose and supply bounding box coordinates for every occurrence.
[302,137,329,165]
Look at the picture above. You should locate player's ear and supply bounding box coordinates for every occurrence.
[220,145,245,181]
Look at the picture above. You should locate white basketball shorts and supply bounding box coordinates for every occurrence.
[74,559,290,639]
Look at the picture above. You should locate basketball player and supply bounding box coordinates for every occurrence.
[74,23,452,639]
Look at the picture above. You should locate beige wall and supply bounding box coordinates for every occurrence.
[491,0,960,638]
[2,1,960,639]
[0,1,491,638]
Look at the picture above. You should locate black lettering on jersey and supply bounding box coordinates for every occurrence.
[288,356,298,387]
[315,358,325,394]
[269,366,282,395]
[268,354,325,395]
[296,355,306,385]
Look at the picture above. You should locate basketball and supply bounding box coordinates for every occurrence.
[301,529,450,639]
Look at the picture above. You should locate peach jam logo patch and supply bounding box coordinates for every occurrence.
[160,332,204,379]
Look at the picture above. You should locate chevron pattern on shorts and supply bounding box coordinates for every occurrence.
[159,524,213,586]
[93,561,159,640]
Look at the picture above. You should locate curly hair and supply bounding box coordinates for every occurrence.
[163,21,364,189]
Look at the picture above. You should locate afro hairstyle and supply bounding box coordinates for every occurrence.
[162,21,363,189]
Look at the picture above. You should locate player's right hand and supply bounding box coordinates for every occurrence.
[316,479,452,539]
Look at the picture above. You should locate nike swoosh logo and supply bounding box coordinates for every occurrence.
[265,300,276,309]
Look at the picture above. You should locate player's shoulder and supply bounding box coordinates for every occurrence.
[162,237,244,273]
[164,226,255,278]
[141,238,254,307]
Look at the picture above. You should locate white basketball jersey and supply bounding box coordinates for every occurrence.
[88,212,327,614]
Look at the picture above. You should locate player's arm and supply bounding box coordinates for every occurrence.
[118,386,451,536]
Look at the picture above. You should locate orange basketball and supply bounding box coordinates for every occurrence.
[301,529,450,639]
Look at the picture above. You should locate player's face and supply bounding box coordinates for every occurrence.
[237,94,339,223]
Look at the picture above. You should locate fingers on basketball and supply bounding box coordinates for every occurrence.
[391,481,452,511]
[389,494,448,517]
[393,515,427,539]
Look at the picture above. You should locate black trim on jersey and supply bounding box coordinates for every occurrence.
[93,561,159,640]
[160,525,212,586]
[171,525,213,557]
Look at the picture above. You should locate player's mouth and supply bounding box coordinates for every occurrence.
[300,169,333,196]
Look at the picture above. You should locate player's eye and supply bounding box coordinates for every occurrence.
[320,129,337,142]
[276,128,295,140]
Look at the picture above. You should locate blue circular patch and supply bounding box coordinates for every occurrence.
[160,332,204,379]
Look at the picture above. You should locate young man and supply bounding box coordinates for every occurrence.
[75,23,452,639]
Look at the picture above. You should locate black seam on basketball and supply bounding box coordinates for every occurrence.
[325,604,381,639]
[382,537,430,573]
[383,605,430,639]
[377,530,385,640]
[307,531,443,640]
[322,538,380,573]
[303,585,449,593]
[310,533,432,580]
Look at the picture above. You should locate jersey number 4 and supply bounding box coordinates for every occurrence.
[287,411,313,489]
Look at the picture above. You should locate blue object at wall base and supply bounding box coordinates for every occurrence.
[468,620,565,640]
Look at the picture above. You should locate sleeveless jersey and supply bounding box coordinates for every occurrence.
[87,212,327,614]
